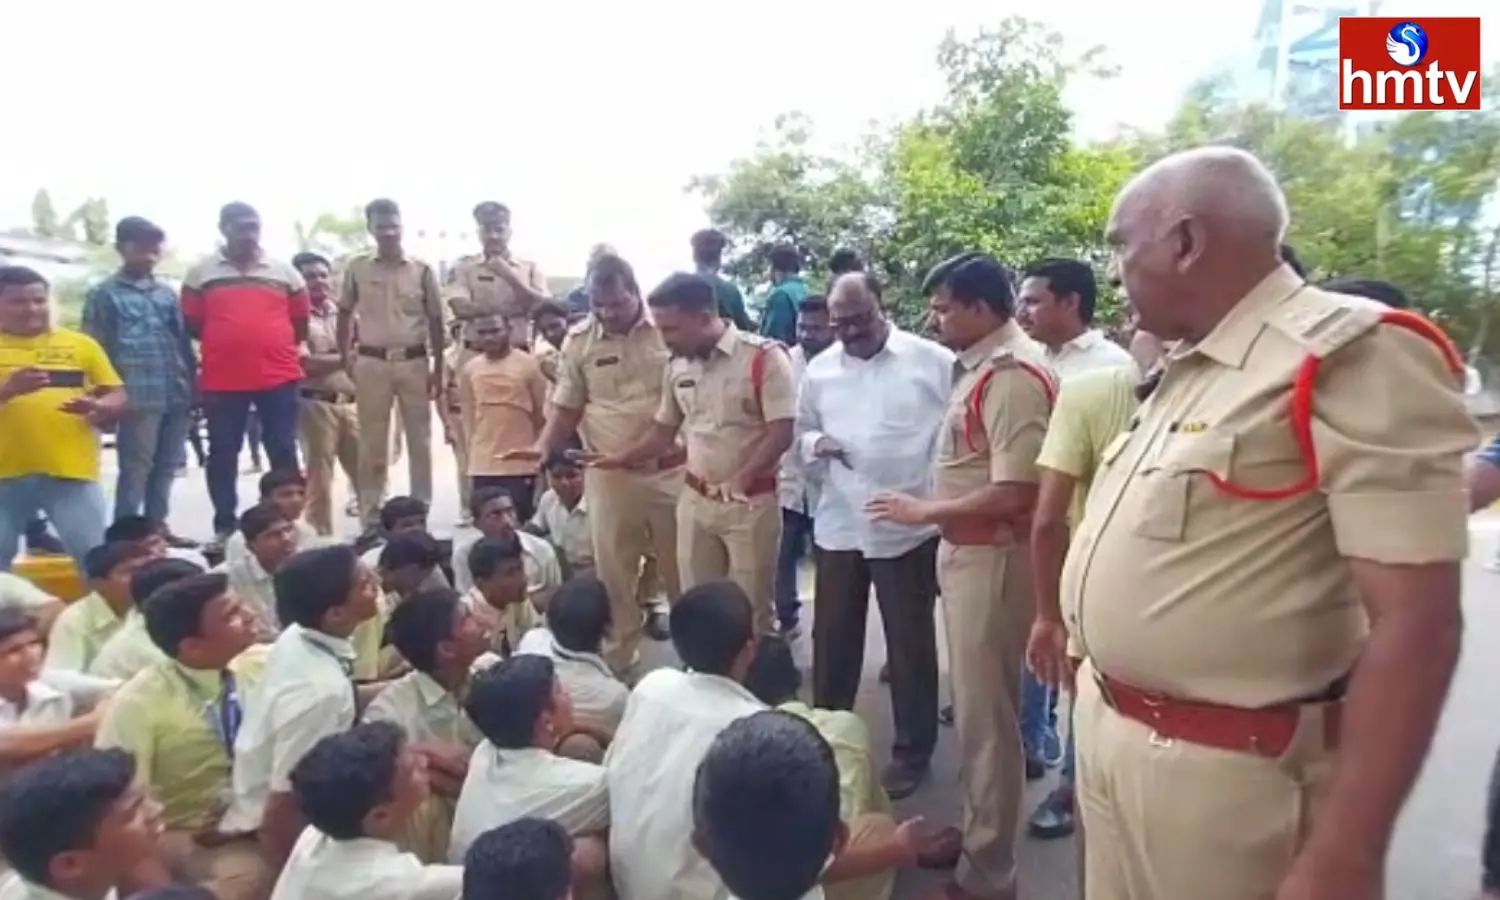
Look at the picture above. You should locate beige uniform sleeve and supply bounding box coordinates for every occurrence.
[980,363,1051,484]
[528,262,549,294]
[654,365,686,428]
[550,334,588,410]
[420,264,444,325]
[336,261,360,313]
[755,347,796,423]
[1316,324,1478,563]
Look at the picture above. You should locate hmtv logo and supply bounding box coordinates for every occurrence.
[1338,18,1482,110]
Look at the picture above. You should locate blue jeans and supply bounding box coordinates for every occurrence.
[114,408,192,524]
[774,506,813,627]
[1020,667,1060,759]
[0,475,108,571]
[203,383,300,534]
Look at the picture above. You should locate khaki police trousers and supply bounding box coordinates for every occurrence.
[1073,662,1336,900]
[585,466,682,672]
[158,830,268,900]
[677,489,780,636]
[297,397,359,536]
[937,541,1031,900]
[353,355,433,526]
[449,346,478,523]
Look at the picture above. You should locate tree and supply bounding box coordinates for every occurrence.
[30,189,63,240]
[294,209,372,259]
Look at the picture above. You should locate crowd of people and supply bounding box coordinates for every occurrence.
[0,140,1496,900]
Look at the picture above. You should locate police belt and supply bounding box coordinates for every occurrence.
[357,344,427,362]
[299,387,355,405]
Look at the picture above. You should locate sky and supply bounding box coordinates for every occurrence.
[2,0,1493,285]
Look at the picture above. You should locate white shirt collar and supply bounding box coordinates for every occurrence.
[0,680,67,723]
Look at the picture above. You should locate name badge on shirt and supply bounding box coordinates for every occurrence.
[477,275,496,283]
[676,378,696,389]
[595,356,621,368]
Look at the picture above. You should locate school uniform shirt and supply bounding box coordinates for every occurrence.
[220,625,358,833]
[213,554,281,633]
[528,489,593,572]
[0,680,72,729]
[0,573,57,612]
[463,588,537,659]
[94,646,270,831]
[363,669,483,753]
[605,668,767,900]
[448,745,609,862]
[360,544,451,592]
[89,611,168,680]
[42,592,127,672]
[270,828,462,900]
[450,530,562,610]
[0,872,117,900]
[516,629,628,734]
[222,520,326,569]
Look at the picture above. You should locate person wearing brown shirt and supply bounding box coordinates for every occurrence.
[293,251,360,536]
[456,315,548,522]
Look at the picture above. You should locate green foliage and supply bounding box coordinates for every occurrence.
[294,209,372,260]
[30,190,62,239]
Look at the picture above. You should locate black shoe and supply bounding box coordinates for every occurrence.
[162,532,201,551]
[643,609,671,642]
[938,704,955,727]
[878,663,891,684]
[25,531,66,556]
[1025,756,1047,781]
[881,759,930,800]
[1027,786,1076,840]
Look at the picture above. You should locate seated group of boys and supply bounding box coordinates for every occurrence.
[0,463,956,900]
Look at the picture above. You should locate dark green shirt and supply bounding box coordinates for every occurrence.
[707,273,755,331]
[758,276,806,345]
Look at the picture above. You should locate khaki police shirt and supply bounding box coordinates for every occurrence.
[932,320,1054,546]
[445,254,548,345]
[337,254,443,350]
[551,313,673,457]
[654,326,796,485]
[1061,265,1477,708]
[304,303,357,394]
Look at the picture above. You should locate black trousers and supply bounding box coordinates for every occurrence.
[812,536,940,765]
[473,474,538,524]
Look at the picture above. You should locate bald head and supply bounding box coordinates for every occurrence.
[828,272,880,313]
[1116,146,1288,248]
[827,272,887,360]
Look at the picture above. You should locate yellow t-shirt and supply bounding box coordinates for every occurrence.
[1036,367,1140,527]
[0,328,122,481]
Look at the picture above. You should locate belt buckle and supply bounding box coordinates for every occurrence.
[384,348,404,362]
[1138,691,1173,747]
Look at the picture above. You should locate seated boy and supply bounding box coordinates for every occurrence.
[214,504,300,635]
[461,819,574,900]
[223,470,324,566]
[273,722,462,900]
[219,545,381,868]
[90,558,203,681]
[378,533,447,605]
[448,656,608,870]
[527,452,592,577]
[363,588,491,862]
[466,535,538,659]
[45,541,154,672]
[358,498,445,590]
[104,517,209,570]
[0,571,64,635]
[0,609,113,772]
[517,575,627,737]
[452,488,561,610]
[94,573,270,900]
[0,747,169,898]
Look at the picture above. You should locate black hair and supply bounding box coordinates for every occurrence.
[470,485,516,523]
[379,531,442,572]
[588,253,640,296]
[1280,243,1308,278]
[0,607,37,644]
[465,655,557,750]
[290,722,406,841]
[143,573,229,658]
[691,229,729,268]
[274,545,361,629]
[692,711,841,900]
[473,201,511,221]
[364,198,401,221]
[103,515,158,543]
[83,540,147,581]
[1023,258,1099,325]
[0,748,137,886]
[468,534,525,582]
[531,299,570,323]
[546,576,612,654]
[380,496,429,531]
[0,266,49,292]
[543,449,581,475]
[827,248,863,276]
[129,556,205,610]
[670,580,753,677]
[744,635,800,706]
[127,886,218,900]
[238,502,287,544]
[798,294,828,316]
[1319,276,1410,310]
[924,252,1015,318]
[387,588,463,674]
[217,202,258,226]
[292,251,332,272]
[114,216,164,247]
[768,244,801,275]
[647,272,718,314]
[462,819,573,900]
[258,468,305,498]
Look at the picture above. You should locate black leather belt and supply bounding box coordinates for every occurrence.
[357,345,427,361]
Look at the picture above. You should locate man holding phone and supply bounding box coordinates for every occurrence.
[0,266,127,571]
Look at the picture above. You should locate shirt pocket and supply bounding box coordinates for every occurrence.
[1131,431,1234,543]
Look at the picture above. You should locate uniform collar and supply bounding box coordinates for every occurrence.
[0,680,65,719]
[1179,264,1305,370]
[294,624,357,663]
[589,306,656,340]
[412,670,459,709]
[79,593,128,637]
[553,643,613,678]
[1060,328,1105,353]
[957,320,1024,372]
[711,324,740,358]
[169,659,225,694]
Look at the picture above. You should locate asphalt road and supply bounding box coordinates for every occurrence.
[137,443,1498,900]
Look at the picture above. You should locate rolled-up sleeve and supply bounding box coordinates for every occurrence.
[1317,324,1478,564]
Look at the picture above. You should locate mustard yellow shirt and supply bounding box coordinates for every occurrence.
[0,328,122,481]
[1036,366,1139,527]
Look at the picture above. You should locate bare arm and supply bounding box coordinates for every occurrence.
[1029,469,1077,624]
[0,708,103,768]
[1468,454,1500,512]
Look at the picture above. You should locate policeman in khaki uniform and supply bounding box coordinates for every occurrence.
[446,202,550,520]
[514,253,680,673]
[292,251,359,536]
[335,199,446,529]
[1063,148,1475,900]
[869,253,1053,900]
[596,272,796,636]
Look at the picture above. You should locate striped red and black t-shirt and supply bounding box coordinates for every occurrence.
[181,252,309,392]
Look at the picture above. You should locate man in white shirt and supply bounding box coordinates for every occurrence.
[606,580,765,900]
[797,273,954,800]
[516,575,629,736]
[1015,258,1136,381]
[448,655,610,900]
[274,722,462,900]
[773,294,834,638]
